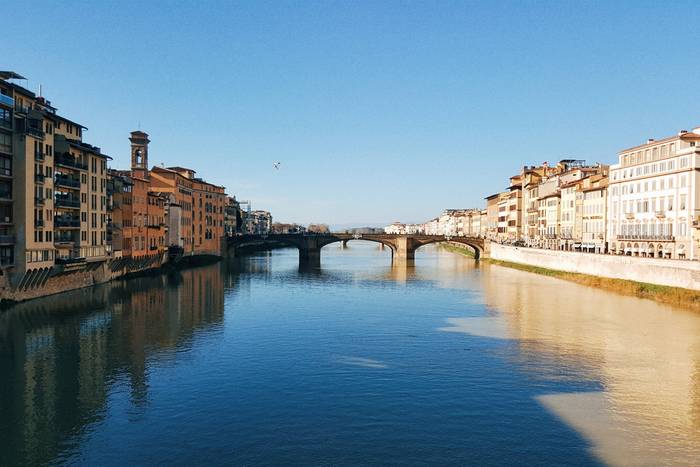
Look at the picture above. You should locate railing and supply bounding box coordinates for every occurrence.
[0,94,14,107]
[14,102,29,113]
[55,255,84,264]
[34,197,45,206]
[55,175,81,189]
[54,235,78,244]
[0,234,15,244]
[55,156,88,171]
[34,173,45,183]
[26,126,44,139]
[55,197,80,208]
[34,151,45,161]
[0,167,11,178]
[54,217,80,228]
[34,219,44,228]
[0,256,14,266]
[0,191,11,201]
[0,118,11,130]
[0,143,11,154]
[616,234,674,241]
[149,245,158,251]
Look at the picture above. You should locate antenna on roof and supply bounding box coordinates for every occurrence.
[39,84,42,97]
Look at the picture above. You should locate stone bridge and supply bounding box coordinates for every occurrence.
[227,233,488,266]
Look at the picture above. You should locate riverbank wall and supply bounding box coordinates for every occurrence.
[489,244,700,291]
[0,252,222,306]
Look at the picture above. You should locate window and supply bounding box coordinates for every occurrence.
[0,108,11,128]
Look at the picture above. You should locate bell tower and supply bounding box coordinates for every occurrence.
[129,130,150,178]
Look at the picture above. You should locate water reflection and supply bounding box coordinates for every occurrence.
[471,263,700,465]
[0,265,225,466]
[1,244,700,466]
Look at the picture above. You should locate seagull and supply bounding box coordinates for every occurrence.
[273,162,281,170]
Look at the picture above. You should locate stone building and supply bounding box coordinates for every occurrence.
[607,128,700,259]
[0,71,110,288]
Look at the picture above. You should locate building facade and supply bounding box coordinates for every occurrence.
[607,129,700,259]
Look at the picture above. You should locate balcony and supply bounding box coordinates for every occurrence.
[54,217,80,228]
[55,156,88,171]
[616,234,675,242]
[0,94,14,108]
[54,196,80,209]
[0,256,14,267]
[34,219,44,228]
[655,211,666,219]
[54,175,81,189]
[35,197,45,206]
[34,173,45,184]
[0,167,11,179]
[54,235,78,245]
[34,150,45,161]
[26,126,44,140]
[0,234,15,244]
[0,191,12,202]
[14,102,29,114]
[55,255,85,265]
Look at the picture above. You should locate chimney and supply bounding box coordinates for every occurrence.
[679,130,688,136]
[647,138,655,144]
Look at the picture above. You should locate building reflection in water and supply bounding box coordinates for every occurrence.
[447,262,700,465]
[0,263,225,466]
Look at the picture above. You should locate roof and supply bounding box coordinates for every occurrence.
[0,71,27,80]
[167,166,196,174]
[66,138,111,159]
[55,113,88,130]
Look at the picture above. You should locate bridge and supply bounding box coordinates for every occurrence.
[227,233,488,266]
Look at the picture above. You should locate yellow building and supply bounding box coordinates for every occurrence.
[0,71,110,288]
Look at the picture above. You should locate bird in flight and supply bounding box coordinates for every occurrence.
[273,162,281,170]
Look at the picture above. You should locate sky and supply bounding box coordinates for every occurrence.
[5,0,700,227]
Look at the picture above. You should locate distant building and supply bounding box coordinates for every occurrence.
[246,210,272,235]
[224,196,243,236]
[271,223,306,234]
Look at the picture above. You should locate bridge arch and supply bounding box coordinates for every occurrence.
[410,237,483,260]
[322,237,397,254]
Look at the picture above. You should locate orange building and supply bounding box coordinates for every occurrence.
[150,165,224,256]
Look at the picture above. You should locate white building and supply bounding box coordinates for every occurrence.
[384,222,405,234]
[607,128,700,259]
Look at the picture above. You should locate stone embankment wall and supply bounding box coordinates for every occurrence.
[0,253,166,303]
[489,244,700,291]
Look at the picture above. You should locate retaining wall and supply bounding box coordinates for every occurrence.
[489,243,700,291]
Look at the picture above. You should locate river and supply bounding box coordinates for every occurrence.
[1,244,699,466]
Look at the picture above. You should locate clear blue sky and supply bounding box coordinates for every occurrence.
[5,1,700,227]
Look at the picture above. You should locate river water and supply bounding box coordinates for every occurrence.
[1,244,700,466]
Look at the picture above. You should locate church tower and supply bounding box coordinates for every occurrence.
[129,130,150,178]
